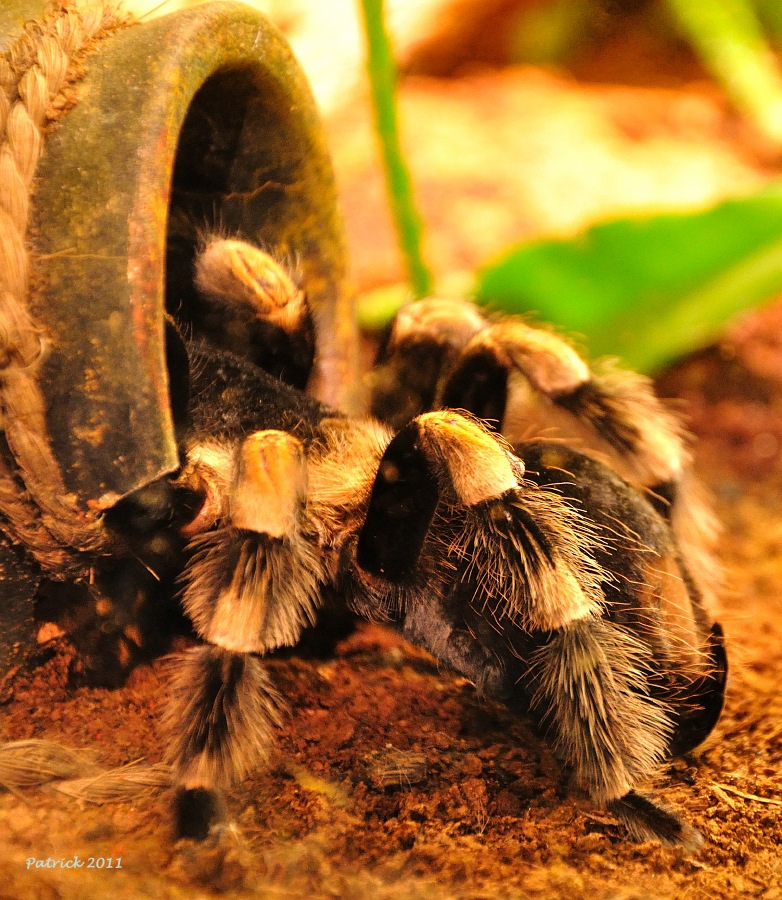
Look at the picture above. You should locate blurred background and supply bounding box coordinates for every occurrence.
[126,0,782,290]
[124,0,782,476]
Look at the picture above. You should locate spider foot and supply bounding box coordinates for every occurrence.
[607,790,704,852]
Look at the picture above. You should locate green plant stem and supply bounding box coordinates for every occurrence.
[667,0,782,143]
[358,0,433,298]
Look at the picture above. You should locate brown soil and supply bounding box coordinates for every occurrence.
[2,321,782,900]
[1,350,781,899]
[3,6,782,899]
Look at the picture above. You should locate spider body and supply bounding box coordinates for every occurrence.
[34,239,726,849]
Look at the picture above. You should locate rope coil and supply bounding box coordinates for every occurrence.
[0,1,133,575]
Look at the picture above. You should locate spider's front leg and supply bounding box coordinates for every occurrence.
[164,429,325,839]
[354,410,603,639]
[352,411,724,849]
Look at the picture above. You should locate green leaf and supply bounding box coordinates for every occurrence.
[475,182,782,371]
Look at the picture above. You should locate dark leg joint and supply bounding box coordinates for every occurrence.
[175,786,228,841]
[607,790,704,852]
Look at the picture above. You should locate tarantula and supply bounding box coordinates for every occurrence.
[85,237,725,849]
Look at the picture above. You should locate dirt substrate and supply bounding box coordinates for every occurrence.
[1,316,782,898]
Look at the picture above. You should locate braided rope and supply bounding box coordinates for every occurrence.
[0,738,172,802]
[0,1,133,574]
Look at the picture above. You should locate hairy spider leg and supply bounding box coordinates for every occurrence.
[167,430,323,838]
